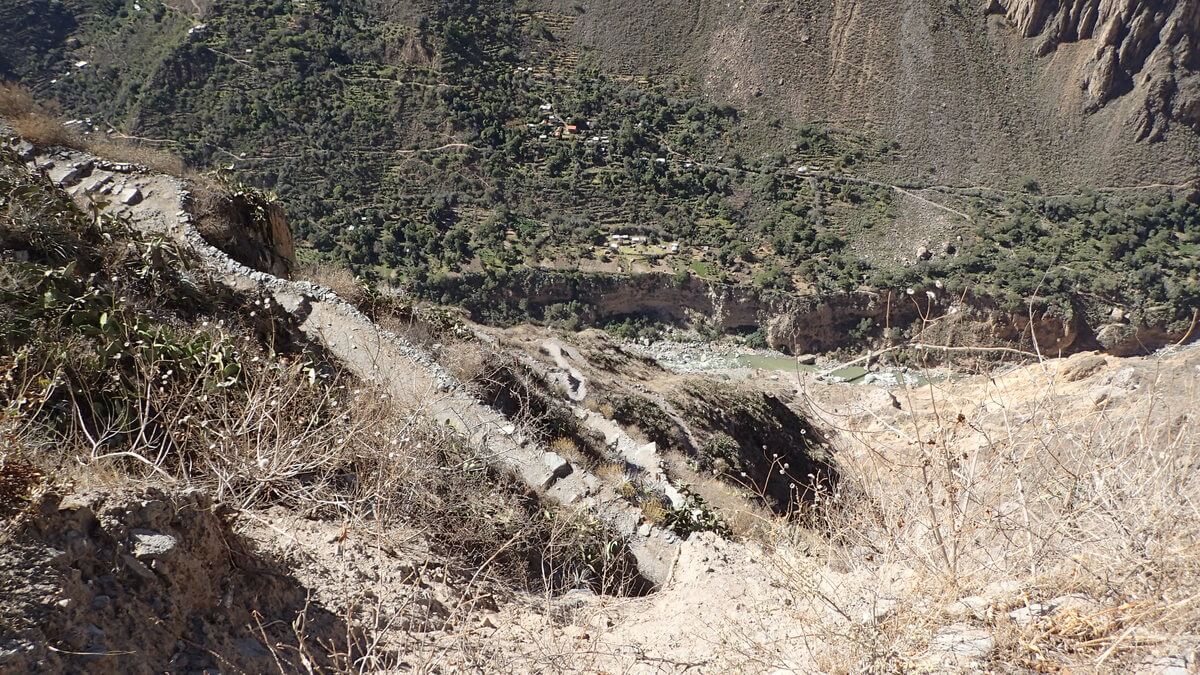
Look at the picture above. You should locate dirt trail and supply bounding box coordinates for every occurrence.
[27,147,681,586]
[508,339,688,509]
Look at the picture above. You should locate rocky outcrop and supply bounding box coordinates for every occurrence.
[995,0,1200,139]
[199,190,296,279]
[436,271,1174,358]
[0,488,346,673]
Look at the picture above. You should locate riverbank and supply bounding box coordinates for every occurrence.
[623,333,951,387]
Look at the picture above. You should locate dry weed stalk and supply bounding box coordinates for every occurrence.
[738,350,1200,670]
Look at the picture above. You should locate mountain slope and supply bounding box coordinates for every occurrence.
[547,0,1200,186]
[2,0,1198,341]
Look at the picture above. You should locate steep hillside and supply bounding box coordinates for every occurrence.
[1001,0,1200,140]
[4,102,1200,673]
[549,0,1200,187]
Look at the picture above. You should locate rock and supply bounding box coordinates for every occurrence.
[13,140,35,161]
[859,596,899,624]
[916,245,932,260]
[540,452,573,488]
[82,175,112,194]
[48,165,84,187]
[945,595,990,620]
[563,625,590,640]
[1095,322,1139,351]
[399,590,449,632]
[130,530,178,560]
[1048,594,1099,614]
[923,623,995,668]
[1008,602,1051,626]
[1061,354,1107,382]
[1091,385,1119,409]
[1003,0,1200,138]
[981,579,1023,600]
[121,553,157,582]
[557,588,596,610]
[796,353,817,365]
[1108,367,1147,390]
[119,187,143,205]
[1137,652,1199,675]
[233,638,271,660]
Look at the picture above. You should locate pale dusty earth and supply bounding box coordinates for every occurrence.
[180,343,1198,672]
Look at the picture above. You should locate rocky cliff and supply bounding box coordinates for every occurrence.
[195,188,296,279]
[436,270,1190,358]
[547,0,1200,187]
[995,0,1200,140]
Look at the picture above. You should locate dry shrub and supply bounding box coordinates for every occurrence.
[640,495,668,524]
[296,261,368,305]
[0,81,79,148]
[549,435,588,465]
[736,354,1200,671]
[442,340,489,383]
[593,461,627,482]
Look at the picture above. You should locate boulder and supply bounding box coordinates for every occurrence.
[119,187,143,206]
[13,140,35,161]
[1061,354,1107,382]
[131,530,178,560]
[540,452,573,488]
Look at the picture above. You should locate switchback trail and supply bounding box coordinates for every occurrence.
[24,145,681,585]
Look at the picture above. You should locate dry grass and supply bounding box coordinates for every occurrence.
[2,81,193,177]
[296,261,368,306]
[86,138,186,175]
[730,352,1200,671]
[0,82,80,148]
[548,435,592,467]
[593,460,627,482]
